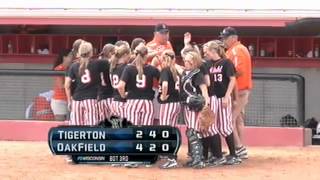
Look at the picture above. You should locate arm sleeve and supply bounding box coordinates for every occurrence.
[159,68,169,83]
[225,60,236,78]
[193,72,205,87]
[153,66,160,80]
[200,61,209,75]
[66,64,76,79]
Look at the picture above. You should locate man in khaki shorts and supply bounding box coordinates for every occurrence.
[220,27,253,159]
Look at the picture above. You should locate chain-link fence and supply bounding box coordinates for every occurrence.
[0,70,305,127]
[0,70,64,120]
[246,74,305,127]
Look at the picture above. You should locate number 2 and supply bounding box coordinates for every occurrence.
[175,76,180,90]
[136,130,143,139]
[112,75,120,88]
[81,69,91,83]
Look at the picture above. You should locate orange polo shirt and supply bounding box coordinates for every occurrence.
[146,38,173,66]
[146,39,173,88]
[226,41,253,90]
[53,64,67,100]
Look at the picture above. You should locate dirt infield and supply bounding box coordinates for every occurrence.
[0,141,319,180]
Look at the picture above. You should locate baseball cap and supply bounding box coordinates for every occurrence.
[155,23,169,33]
[219,27,237,39]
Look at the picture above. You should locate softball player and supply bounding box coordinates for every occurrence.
[65,42,108,126]
[206,40,241,165]
[118,43,160,126]
[99,44,115,60]
[110,43,131,118]
[97,44,115,121]
[158,50,181,169]
[180,51,209,169]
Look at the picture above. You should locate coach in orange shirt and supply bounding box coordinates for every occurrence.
[220,27,252,159]
[146,23,173,66]
[146,23,173,122]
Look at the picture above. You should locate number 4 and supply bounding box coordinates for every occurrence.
[149,130,156,138]
[136,143,143,151]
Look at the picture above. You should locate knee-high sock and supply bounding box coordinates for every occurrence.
[202,137,210,160]
[210,134,223,158]
[226,133,236,156]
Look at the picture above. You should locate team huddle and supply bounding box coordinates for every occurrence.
[63,24,252,169]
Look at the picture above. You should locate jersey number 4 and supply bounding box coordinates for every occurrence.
[136,74,146,88]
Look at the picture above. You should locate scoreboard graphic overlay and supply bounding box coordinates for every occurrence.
[48,124,181,165]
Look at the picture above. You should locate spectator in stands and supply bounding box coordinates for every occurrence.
[220,27,253,159]
[51,49,72,120]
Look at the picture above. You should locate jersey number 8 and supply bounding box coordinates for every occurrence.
[81,69,91,84]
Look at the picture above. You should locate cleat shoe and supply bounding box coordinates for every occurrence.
[207,157,227,167]
[124,163,139,168]
[236,146,249,160]
[160,159,178,169]
[225,155,242,165]
[192,161,206,169]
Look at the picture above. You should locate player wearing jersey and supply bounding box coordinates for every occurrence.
[158,50,181,169]
[65,42,108,126]
[97,44,115,121]
[110,43,131,118]
[206,40,242,165]
[118,44,160,126]
[180,51,209,169]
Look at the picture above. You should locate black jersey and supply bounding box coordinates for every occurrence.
[111,64,127,102]
[200,60,210,76]
[67,60,108,101]
[158,67,180,104]
[121,64,160,100]
[98,59,113,100]
[207,58,236,98]
[180,69,205,102]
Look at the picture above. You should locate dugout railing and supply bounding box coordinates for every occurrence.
[0,69,305,127]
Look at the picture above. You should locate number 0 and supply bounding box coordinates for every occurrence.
[162,131,169,138]
[162,144,169,152]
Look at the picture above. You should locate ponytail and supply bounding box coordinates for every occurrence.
[78,42,93,76]
[109,44,131,73]
[207,40,227,59]
[133,44,148,79]
[162,50,178,82]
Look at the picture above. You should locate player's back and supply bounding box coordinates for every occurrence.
[121,64,160,100]
[68,60,107,101]
[111,63,127,102]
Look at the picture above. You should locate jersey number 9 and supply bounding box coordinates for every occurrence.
[136,74,146,88]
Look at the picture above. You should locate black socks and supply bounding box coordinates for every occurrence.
[226,133,236,156]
